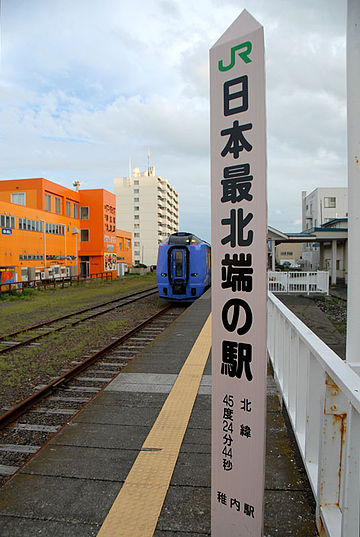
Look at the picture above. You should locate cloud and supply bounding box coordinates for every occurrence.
[0,0,349,241]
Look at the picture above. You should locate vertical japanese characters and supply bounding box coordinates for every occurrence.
[219,62,255,480]
[220,73,254,381]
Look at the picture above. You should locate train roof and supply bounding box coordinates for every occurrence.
[162,232,210,247]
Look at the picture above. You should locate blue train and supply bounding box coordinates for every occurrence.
[156,232,211,301]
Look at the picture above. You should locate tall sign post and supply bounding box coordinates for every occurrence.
[210,10,267,536]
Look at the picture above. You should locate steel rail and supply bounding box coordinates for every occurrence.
[0,286,157,341]
[0,305,171,430]
[0,288,158,355]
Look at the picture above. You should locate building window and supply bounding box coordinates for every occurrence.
[54,196,61,214]
[11,192,26,206]
[80,229,89,242]
[134,241,140,246]
[324,197,336,208]
[134,233,140,237]
[1,214,15,228]
[134,189,139,193]
[134,223,140,229]
[41,221,64,235]
[134,215,139,220]
[73,203,79,218]
[134,198,139,202]
[66,200,71,217]
[119,242,123,250]
[45,193,51,212]
[134,180,139,185]
[127,239,131,248]
[134,250,140,256]
[80,206,89,219]
[134,206,139,211]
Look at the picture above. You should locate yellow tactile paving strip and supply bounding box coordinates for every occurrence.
[96,313,212,537]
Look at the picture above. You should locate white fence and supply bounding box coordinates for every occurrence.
[267,291,360,537]
[268,271,329,295]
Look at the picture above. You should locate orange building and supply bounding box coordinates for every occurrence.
[116,228,132,270]
[0,178,132,283]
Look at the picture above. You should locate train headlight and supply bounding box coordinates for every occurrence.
[191,273,198,277]
[161,273,167,277]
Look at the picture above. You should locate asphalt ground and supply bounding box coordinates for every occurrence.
[0,290,318,536]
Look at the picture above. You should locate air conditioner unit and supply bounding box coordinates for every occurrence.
[51,265,61,277]
[45,269,53,279]
[60,266,69,277]
[21,267,29,282]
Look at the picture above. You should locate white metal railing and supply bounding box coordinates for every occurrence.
[267,291,360,537]
[268,271,329,295]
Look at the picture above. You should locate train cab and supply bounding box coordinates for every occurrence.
[156,232,210,301]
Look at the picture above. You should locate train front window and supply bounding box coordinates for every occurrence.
[168,234,192,245]
[174,251,183,277]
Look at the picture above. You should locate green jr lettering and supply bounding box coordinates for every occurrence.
[218,41,252,71]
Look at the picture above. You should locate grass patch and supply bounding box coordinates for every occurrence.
[329,319,346,335]
[0,288,37,302]
[0,287,161,407]
[0,273,156,335]
[0,308,146,389]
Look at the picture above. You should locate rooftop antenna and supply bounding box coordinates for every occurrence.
[147,148,151,176]
[73,180,81,191]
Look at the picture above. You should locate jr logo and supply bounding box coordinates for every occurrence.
[218,41,252,71]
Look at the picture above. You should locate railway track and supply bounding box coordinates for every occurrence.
[0,286,157,355]
[0,304,186,486]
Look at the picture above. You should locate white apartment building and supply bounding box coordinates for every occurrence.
[301,187,348,230]
[301,187,348,269]
[114,166,179,266]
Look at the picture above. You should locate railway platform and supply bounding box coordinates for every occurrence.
[0,290,317,536]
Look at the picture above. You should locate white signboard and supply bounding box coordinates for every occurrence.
[210,10,267,536]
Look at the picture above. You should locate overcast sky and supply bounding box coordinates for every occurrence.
[0,0,347,242]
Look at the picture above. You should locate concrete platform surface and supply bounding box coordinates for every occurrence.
[0,290,318,536]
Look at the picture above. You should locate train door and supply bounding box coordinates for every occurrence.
[169,247,189,295]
